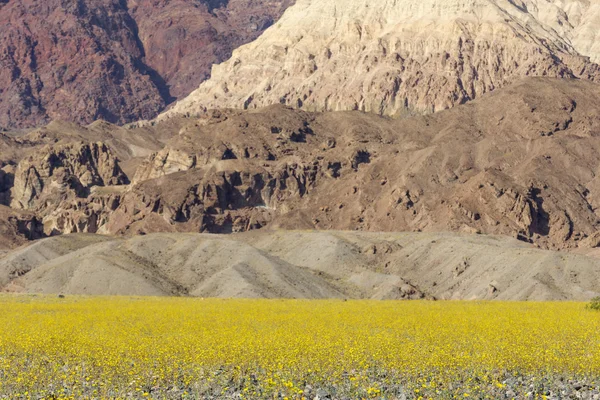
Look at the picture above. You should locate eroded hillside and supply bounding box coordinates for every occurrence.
[164,0,600,118]
[2,79,600,252]
[2,230,599,300]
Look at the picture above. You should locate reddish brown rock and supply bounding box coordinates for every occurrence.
[129,0,294,100]
[0,0,293,129]
[0,0,168,128]
[5,78,600,251]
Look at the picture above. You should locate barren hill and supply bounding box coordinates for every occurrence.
[1,230,599,301]
[164,0,600,119]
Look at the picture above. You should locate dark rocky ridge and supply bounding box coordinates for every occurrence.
[3,78,600,252]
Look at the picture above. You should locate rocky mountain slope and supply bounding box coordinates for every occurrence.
[1,230,599,301]
[164,0,600,119]
[0,206,43,253]
[2,78,600,252]
[129,0,294,101]
[0,0,293,129]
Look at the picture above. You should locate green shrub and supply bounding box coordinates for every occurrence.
[587,297,600,311]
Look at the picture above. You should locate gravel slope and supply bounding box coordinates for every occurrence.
[2,230,599,300]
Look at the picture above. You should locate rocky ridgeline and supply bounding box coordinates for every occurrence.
[2,78,600,252]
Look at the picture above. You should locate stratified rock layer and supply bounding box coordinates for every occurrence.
[165,0,600,118]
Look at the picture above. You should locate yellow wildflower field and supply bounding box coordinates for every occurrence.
[1,296,600,399]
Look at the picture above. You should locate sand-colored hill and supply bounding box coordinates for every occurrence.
[1,230,599,300]
[163,0,600,119]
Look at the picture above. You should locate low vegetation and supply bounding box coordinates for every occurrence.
[588,296,600,311]
[1,296,599,399]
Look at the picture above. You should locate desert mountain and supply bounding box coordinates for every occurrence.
[164,0,600,119]
[2,0,600,302]
[2,78,600,252]
[2,230,599,301]
[0,0,293,129]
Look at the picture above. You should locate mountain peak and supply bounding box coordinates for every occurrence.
[162,0,600,119]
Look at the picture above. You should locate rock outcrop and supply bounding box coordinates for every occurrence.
[107,159,320,235]
[125,78,600,250]
[164,0,600,119]
[0,206,44,251]
[132,148,197,184]
[0,0,294,129]
[9,142,128,234]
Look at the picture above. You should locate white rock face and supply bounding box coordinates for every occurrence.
[568,2,600,62]
[162,0,600,118]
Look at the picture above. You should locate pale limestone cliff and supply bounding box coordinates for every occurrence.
[162,0,600,118]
